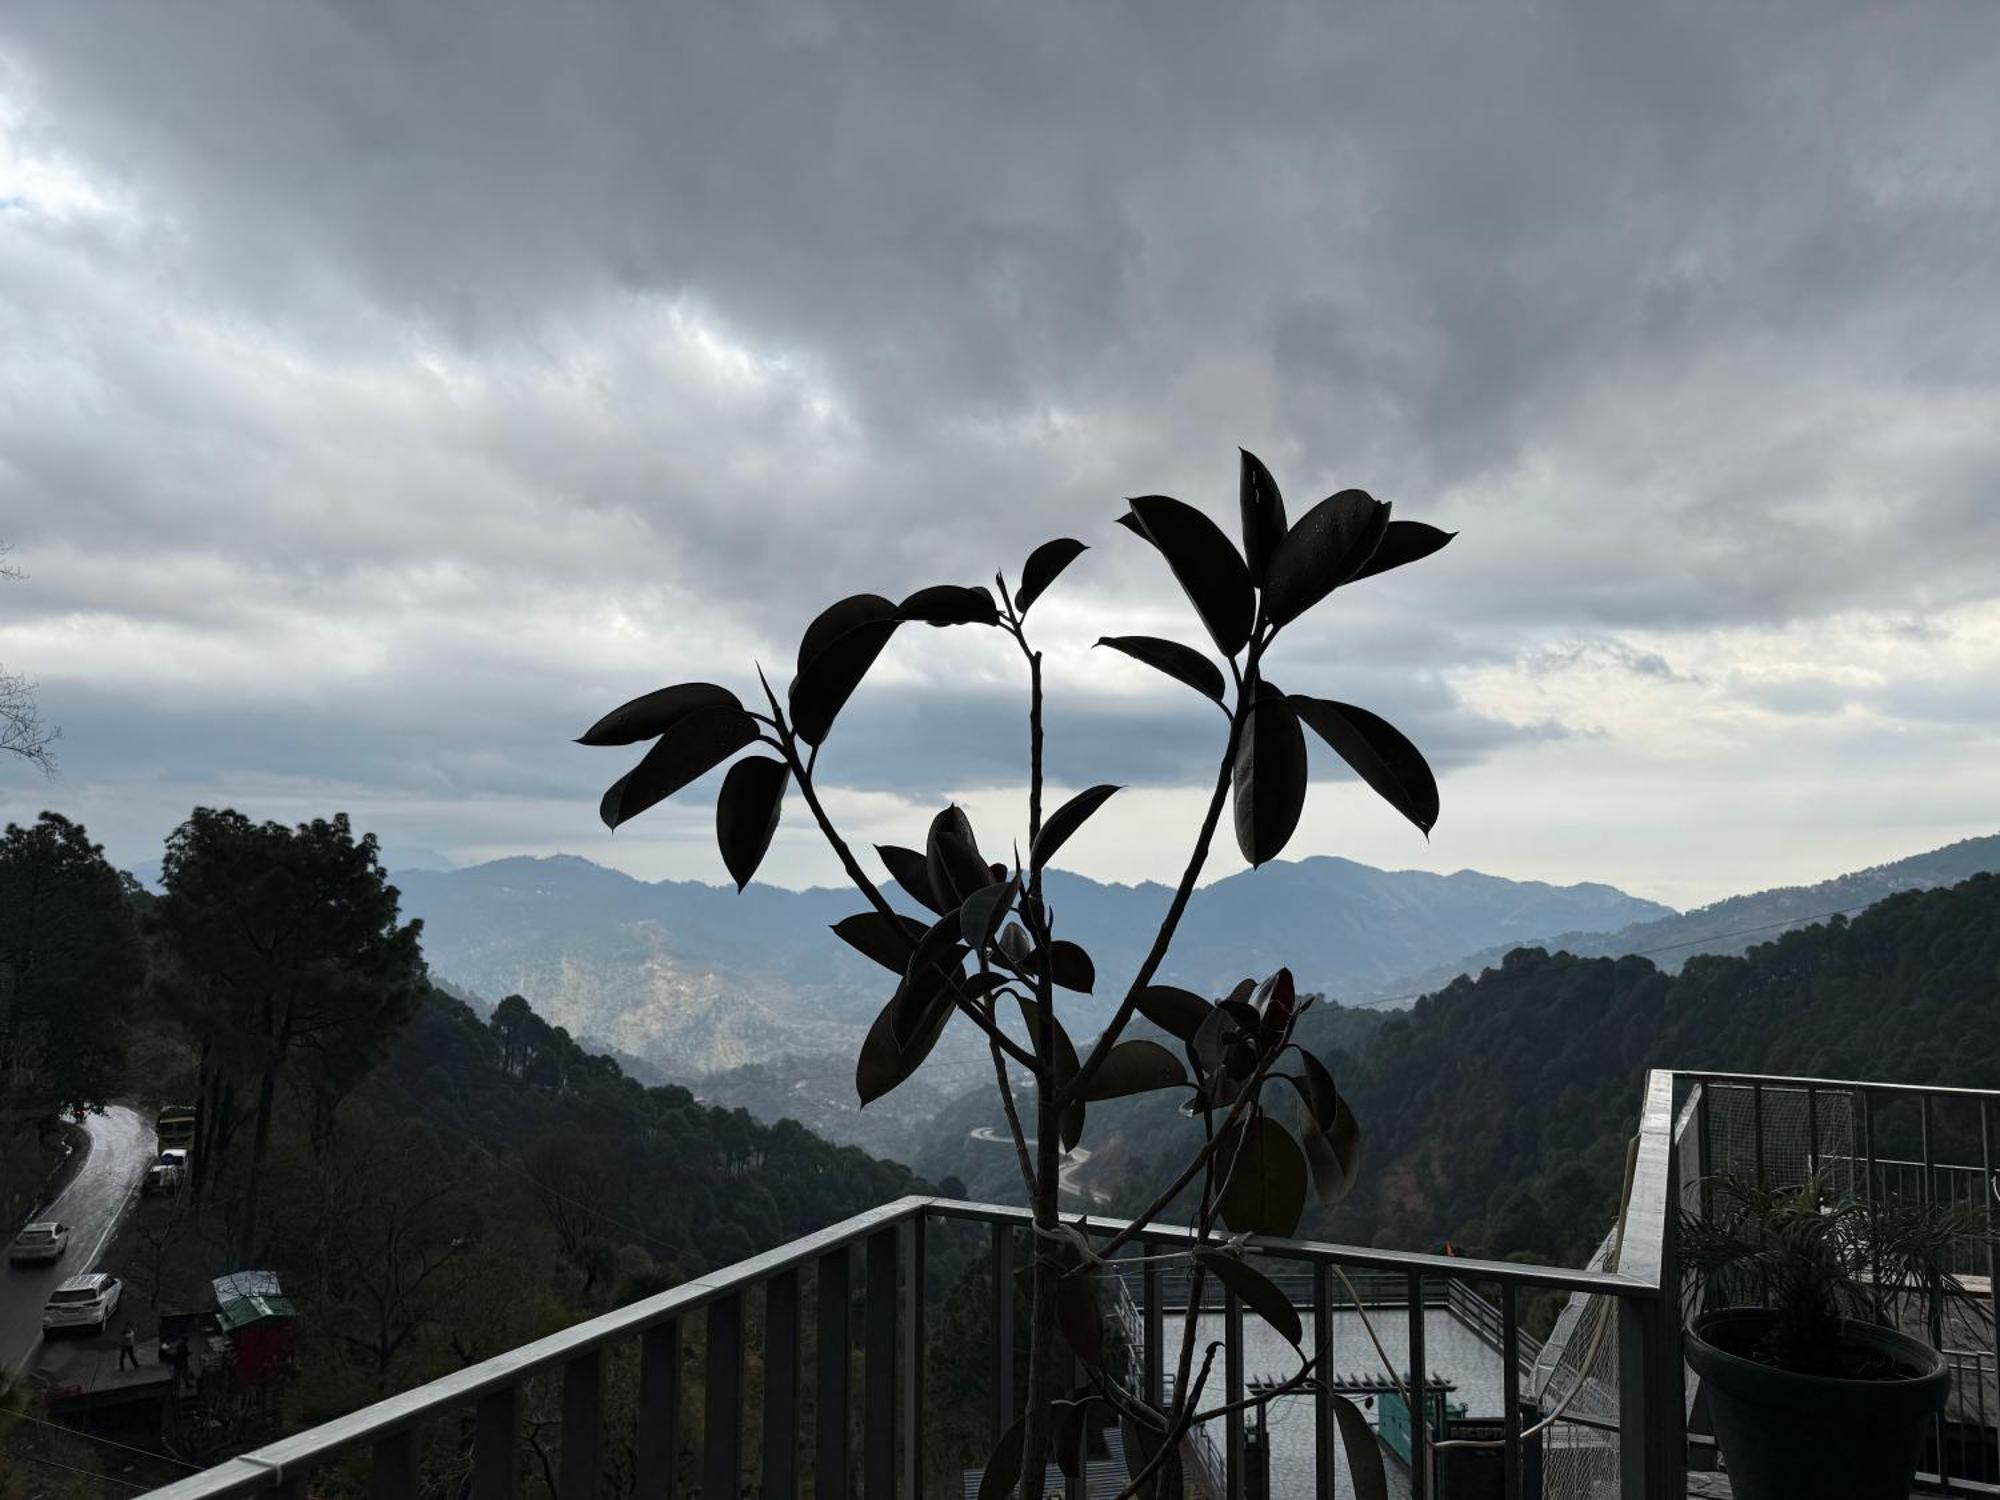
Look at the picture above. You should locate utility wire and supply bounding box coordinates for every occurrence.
[0,1407,203,1472]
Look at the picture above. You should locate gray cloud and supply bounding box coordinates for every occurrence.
[1,0,1997,890]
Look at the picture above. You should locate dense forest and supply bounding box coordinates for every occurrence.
[0,808,953,1496]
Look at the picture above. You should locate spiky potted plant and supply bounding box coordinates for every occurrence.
[581,451,1453,1498]
[1681,1172,1987,1500]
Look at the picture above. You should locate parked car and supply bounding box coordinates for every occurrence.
[145,1148,189,1196]
[44,1273,122,1335]
[8,1221,70,1265]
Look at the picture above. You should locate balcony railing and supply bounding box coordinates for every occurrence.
[135,1068,2000,1498]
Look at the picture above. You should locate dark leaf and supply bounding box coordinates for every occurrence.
[599,704,757,830]
[1083,1039,1188,1101]
[1094,635,1226,705]
[1238,448,1288,587]
[714,756,789,891]
[1254,967,1297,1052]
[1135,985,1211,1042]
[1301,1094,1364,1205]
[831,911,929,971]
[975,1419,1026,1500]
[893,924,969,1045]
[1331,1392,1390,1500]
[958,970,1007,1001]
[1124,495,1254,656]
[1263,490,1391,627]
[1347,519,1455,584]
[577,681,742,747]
[1195,1249,1303,1346]
[998,922,1035,966]
[899,584,999,627]
[1290,696,1440,836]
[856,983,954,1106]
[1219,978,1257,1008]
[877,843,949,915]
[1231,685,1307,866]
[1017,538,1088,614]
[1030,784,1121,870]
[1061,1097,1086,1154]
[960,877,1019,949]
[1115,511,1151,543]
[1215,1114,1310,1237]
[1054,1276,1105,1367]
[1296,1048,1339,1131]
[1017,996,1086,1149]
[926,805,991,909]
[791,594,901,744]
[1120,1413,1184,1497]
[1051,1396,1097,1479]
[1045,939,1095,994]
[1188,1004,1255,1100]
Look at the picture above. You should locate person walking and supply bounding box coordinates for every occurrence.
[117,1323,138,1371]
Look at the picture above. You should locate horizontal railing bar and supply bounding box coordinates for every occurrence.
[1679,1069,2000,1103]
[923,1199,1654,1297]
[139,1197,930,1499]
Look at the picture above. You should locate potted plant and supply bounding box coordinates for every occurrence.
[1681,1172,1987,1500]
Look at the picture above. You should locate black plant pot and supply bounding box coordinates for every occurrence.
[1686,1308,1948,1500]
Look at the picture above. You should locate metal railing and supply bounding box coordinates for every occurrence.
[144,1072,1692,1500]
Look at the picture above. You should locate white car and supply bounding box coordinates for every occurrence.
[8,1221,70,1265]
[44,1273,122,1334]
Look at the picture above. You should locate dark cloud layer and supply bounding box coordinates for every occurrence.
[2,0,1996,895]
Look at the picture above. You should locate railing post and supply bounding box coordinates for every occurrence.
[703,1293,743,1498]
[1313,1263,1334,1500]
[1143,1252,1164,1412]
[992,1221,1016,1443]
[1751,1082,1765,1188]
[1407,1272,1429,1500]
[370,1430,417,1500]
[1501,1284,1521,1500]
[1224,1286,1245,1500]
[637,1318,681,1499]
[472,1385,517,1500]
[561,1349,603,1500]
[901,1214,926,1500]
[764,1268,801,1500]
[865,1227,898,1498]
[818,1249,852,1500]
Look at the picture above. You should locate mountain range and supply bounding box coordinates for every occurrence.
[386,852,1673,1077]
[1373,832,2000,1002]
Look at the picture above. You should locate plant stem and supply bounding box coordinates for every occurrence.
[1063,686,1249,1109]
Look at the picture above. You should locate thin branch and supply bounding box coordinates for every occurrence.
[1062,659,1254,1108]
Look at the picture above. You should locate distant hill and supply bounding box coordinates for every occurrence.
[388,853,1671,1080]
[1381,832,2000,1003]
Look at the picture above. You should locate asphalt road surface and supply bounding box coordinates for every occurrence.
[1,1104,154,1378]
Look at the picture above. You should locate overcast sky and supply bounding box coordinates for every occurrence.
[2,1,1996,910]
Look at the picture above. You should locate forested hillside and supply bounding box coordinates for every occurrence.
[1334,872,2000,1265]
[374,990,931,1275]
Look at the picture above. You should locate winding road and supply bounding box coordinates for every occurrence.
[1,1104,155,1378]
[969,1125,1109,1205]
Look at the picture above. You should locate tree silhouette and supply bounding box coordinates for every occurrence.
[153,808,426,1260]
[0,543,58,774]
